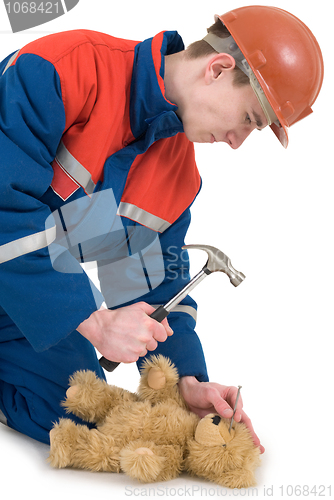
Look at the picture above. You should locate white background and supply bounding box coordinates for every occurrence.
[0,0,333,497]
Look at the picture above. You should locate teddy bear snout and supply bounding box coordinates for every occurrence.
[212,415,221,426]
[195,414,227,447]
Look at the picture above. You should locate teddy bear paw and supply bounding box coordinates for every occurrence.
[66,385,79,399]
[134,447,155,456]
[147,367,166,390]
[120,444,165,482]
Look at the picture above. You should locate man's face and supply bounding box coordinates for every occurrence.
[177,67,268,148]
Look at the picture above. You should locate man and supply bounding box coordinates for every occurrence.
[0,5,323,452]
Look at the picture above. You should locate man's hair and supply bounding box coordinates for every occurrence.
[186,20,249,87]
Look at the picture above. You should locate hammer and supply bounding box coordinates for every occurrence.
[99,244,245,372]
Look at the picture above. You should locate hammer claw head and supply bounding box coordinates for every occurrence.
[182,244,245,286]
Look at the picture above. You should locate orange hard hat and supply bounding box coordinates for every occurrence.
[205,6,324,147]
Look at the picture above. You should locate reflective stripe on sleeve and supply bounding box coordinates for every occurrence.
[117,202,171,233]
[1,50,20,75]
[0,226,56,264]
[55,141,96,196]
[152,304,197,323]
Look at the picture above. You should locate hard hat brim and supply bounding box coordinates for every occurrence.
[270,122,288,149]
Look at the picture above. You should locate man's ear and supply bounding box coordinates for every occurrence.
[205,53,236,83]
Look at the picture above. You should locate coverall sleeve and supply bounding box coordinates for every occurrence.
[141,207,209,382]
[0,53,102,352]
[97,207,209,382]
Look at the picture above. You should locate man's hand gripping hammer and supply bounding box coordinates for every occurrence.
[99,244,245,372]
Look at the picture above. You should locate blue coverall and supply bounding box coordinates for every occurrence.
[0,29,208,444]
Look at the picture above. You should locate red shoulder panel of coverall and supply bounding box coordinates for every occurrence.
[121,133,201,226]
[10,30,201,226]
[17,30,138,198]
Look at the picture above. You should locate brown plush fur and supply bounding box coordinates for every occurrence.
[49,355,260,488]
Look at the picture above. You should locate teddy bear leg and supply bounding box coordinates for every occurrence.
[48,418,83,468]
[49,418,121,472]
[63,370,137,424]
[120,441,183,483]
[70,430,121,472]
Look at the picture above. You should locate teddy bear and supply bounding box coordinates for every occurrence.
[49,355,261,489]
